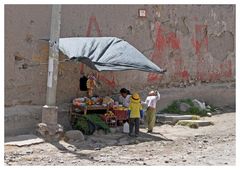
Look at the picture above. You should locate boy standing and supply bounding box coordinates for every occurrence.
[128,93,143,137]
[142,90,160,133]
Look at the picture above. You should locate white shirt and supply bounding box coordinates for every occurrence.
[119,95,131,107]
[142,91,160,109]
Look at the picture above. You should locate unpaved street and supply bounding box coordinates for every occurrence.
[4,112,235,166]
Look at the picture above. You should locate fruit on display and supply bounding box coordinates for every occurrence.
[104,111,115,117]
[113,106,128,110]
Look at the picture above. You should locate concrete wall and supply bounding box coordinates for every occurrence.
[4,5,235,136]
[5,82,235,136]
[5,4,235,107]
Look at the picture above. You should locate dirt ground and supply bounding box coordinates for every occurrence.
[4,112,236,166]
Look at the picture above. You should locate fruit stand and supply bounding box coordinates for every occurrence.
[69,96,128,127]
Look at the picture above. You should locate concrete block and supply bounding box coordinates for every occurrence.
[156,114,200,124]
[42,105,58,125]
[177,120,214,128]
[5,134,44,146]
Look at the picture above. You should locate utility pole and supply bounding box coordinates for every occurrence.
[38,5,63,140]
[46,4,62,106]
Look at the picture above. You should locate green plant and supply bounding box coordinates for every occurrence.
[85,114,110,133]
[161,99,209,116]
[73,114,110,135]
[74,116,95,135]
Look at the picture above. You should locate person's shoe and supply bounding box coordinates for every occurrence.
[128,133,134,137]
[135,134,139,137]
[147,130,152,133]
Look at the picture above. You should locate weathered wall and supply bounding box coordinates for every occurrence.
[5,5,235,106]
[5,82,235,136]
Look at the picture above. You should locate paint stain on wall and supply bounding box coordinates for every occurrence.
[81,15,117,89]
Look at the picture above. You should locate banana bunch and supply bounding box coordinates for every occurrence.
[104,111,115,117]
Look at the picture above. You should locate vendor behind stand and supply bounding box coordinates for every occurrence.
[119,88,131,107]
[86,72,97,97]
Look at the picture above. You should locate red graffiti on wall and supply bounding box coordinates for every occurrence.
[147,22,181,82]
[181,70,190,80]
[221,60,233,78]
[79,16,116,88]
[166,32,180,49]
[80,16,103,74]
[86,16,102,37]
[97,73,116,89]
[153,22,181,52]
[147,20,234,83]
[192,24,208,55]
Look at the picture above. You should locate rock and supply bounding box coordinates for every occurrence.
[64,130,84,142]
[179,103,191,112]
[206,105,211,109]
[93,129,106,136]
[116,126,123,133]
[67,145,77,152]
[192,99,206,110]
[164,160,169,163]
[59,160,64,163]
[110,128,117,134]
[104,139,118,145]
[118,137,130,145]
[180,82,185,88]
[26,150,33,154]
[207,112,212,117]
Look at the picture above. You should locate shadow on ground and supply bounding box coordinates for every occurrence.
[48,125,173,162]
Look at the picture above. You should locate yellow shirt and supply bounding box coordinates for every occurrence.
[128,98,142,118]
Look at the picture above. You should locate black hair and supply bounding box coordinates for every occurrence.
[120,88,131,95]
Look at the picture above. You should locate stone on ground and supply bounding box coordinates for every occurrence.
[179,103,191,112]
[64,130,84,142]
[192,99,206,110]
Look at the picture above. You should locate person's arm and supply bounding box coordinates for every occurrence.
[141,97,149,105]
[128,104,132,118]
[155,91,160,100]
[125,95,131,107]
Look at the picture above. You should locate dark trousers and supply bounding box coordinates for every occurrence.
[129,118,140,135]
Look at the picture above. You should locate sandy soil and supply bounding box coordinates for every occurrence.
[4,112,236,166]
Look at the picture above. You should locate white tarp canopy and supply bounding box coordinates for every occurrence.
[59,37,165,73]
